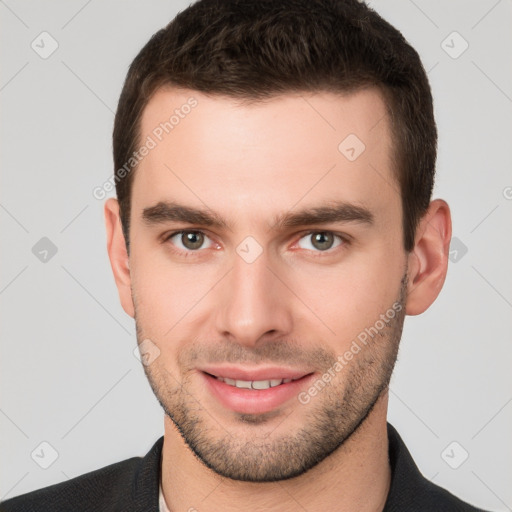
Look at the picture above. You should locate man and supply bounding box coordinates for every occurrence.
[1,0,490,511]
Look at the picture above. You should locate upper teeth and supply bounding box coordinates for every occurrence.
[216,377,293,390]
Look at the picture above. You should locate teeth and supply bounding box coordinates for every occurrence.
[215,376,298,390]
[251,380,274,390]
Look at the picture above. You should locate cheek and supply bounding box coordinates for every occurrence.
[131,263,202,375]
[130,257,185,331]
[286,243,405,344]
[130,250,222,341]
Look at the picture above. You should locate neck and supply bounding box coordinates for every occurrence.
[161,393,391,512]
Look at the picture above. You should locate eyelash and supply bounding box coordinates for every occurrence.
[163,229,350,257]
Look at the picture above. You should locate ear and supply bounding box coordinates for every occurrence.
[104,198,135,318]
[406,199,452,316]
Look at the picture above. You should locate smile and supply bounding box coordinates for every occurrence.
[200,368,314,415]
[212,375,300,390]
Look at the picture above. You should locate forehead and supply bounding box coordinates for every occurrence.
[132,87,399,227]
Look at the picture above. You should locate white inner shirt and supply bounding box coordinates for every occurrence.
[159,480,171,512]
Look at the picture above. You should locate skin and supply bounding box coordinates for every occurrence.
[105,87,451,512]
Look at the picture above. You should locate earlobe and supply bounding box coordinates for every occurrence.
[405,199,452,316]
[104,198,135,318]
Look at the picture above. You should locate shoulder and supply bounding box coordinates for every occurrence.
[407,476,489,512]
[385,423,489,512]
[0,438,164,512]
[0,457,139,512]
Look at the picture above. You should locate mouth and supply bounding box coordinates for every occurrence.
[209,374,302,390]
[199,367,314,415]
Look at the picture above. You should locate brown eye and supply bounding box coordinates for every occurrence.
[297,232,343,252]
[168,230,212,251]
[181,231,204,250]
[311,232,334,250]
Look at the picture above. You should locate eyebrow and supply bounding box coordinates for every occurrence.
[270,202,374,230]
[141,200,374,231]
[142,202,229,229]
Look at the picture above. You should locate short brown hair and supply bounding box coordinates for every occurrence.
[113,0,436,251]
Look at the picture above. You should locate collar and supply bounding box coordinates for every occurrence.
[139,423,476,511]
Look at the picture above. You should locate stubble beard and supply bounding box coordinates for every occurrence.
[136,275,407,482]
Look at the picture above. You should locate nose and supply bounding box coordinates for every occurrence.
[213,249,294,347]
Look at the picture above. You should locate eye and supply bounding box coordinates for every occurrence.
[297,231,344,252]
[167,230,213,251]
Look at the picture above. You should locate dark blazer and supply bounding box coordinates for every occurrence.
[1,423,489,511]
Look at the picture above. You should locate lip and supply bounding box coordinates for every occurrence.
[199,366,314,415]
[200,365,309,382]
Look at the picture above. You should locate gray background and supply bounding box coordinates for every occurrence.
[1,0,511,510]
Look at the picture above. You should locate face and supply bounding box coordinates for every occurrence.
[125,88,409,481]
